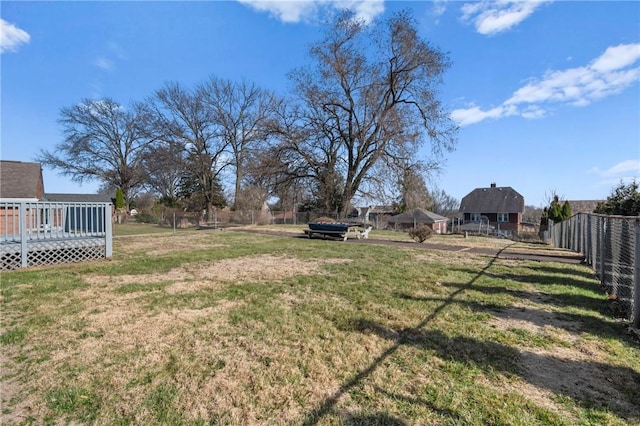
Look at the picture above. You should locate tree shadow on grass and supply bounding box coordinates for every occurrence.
[397,282,635,344]
[449,266,599,294]
[528,264,598,281]
[440,280,608,316]
[341,411,407,425]
[395,292,602,336]
[301,244,639,425]
[441,273,633,327]
[345,319,640,421]
[302,245,513,425]
[499,250,585,264]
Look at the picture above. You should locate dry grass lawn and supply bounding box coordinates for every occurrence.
[1,228,638,425]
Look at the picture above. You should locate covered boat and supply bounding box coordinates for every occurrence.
[307,222,350,233]
[305,221,370,241]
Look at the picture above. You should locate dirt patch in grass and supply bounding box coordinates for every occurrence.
[0,351,27,421]
[84,268,192,286]
[114,233,226,256]
[516,347,640,420]
[490,306,581,341]
[189,255,350,283]
[85,255,351,294]
[486,285,640,421]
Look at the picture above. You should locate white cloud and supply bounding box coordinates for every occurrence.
[432,0,447,18]
[590,159,640,188]
[106,41,127,60]
[591,43,640,73]
[237,0,316,23]
[346,0,385,23]
[591,160,640,178]
[93,42,126,72]
[452,43,640,126]
[0,19,30,54]
[450,104,516,126]
[237,0,384,24]
[461,0,552,35]
[505,43,640,107]
[520,105,546,119]
[94,56,114,71]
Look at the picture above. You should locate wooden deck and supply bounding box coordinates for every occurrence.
[0,201,112,270]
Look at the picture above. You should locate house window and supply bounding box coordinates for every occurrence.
[498,213,509,223]
[469,213,481,222]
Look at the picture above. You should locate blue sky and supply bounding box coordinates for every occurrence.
[1,0,639,207]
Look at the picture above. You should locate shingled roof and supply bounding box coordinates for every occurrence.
[0,160,45,200]
[44,193,114,203]
[388,208,448,225]
[566,200,603,214]
[459,184,524,214]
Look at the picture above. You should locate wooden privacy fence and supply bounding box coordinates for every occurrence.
[549,213,639,329]
[0,201,113,270]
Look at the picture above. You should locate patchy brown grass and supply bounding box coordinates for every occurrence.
[114,232,226,256]
[1,231,638,425]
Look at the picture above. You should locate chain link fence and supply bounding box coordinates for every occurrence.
[549,213,639,328]
[150,209,395,230]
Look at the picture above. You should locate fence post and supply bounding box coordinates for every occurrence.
[19,202,28,267]
[634,220,640,329]
[599,216,606,284]
[105,203,113,258]
[586,214,592,265]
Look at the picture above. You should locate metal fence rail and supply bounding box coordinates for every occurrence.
[156,209,397,230]
[1,201,113,270]
[549,213,639,328]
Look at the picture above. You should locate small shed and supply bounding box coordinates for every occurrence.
[388,208,448,233]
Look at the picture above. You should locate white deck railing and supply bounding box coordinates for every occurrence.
[1,201,113,269]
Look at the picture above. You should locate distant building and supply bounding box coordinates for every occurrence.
[566,200,603,214]
[0,160,114,235]
[388,208,448,233]
[0,160,44,201]
[459,183,525,236]
[351,205,397,228]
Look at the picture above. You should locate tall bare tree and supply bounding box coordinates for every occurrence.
[151,82,230,218]
[272,10,457,216]
[203,77,280,210]
[397,164,432,212]
[37,98,156,208]
[428,187,459,217]
[140,139,185,206]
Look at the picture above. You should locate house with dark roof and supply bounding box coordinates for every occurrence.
[0,160,45,201]
[566,200,603,214]
[388,208,449,233]
[0,160,114,238]
[459,183,525,236]
[350,205,397,228]
[0,160,114,204]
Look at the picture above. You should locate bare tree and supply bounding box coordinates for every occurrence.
[428,187,459,217]
[397,165,432,211]
[203,77,280,210]
[37,98,157,208]
[523,205,544,224]
[272,10,457,216]
[140,139,185,206]
[151,82,230,218]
